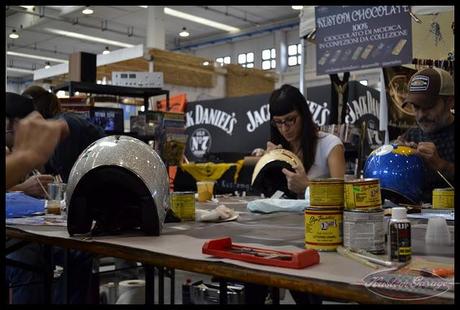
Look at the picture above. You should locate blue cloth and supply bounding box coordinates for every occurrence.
[5,192,45,218]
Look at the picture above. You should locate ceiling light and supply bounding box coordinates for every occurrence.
[9,29,19,39]
[45,62,51,69]
[292,6,304,10]
[179,27,190,37]
[164,7,240,32]
[20,6,35,10]
[7,51,68,63]
[7,67,34,74]
[82,6,94,15]
[44,28,135,48]
[103,46,110,55]
[202,61,209,66]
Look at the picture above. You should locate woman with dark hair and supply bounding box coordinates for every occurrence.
[245,84,345,304]
[267,84,345,197]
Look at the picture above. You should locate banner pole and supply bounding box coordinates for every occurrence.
[379,67,389,144]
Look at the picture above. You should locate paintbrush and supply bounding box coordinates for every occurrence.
[337,246,379,269]
[349,248,398,268]
[32,169,52,200]
[437,170,454,189]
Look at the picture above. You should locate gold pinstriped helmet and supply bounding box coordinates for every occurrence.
[251,148,303,198]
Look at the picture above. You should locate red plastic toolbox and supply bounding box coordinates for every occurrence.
[202,237,320,269]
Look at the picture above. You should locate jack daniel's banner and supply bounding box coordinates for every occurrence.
[185,94,271,162]
[185,81,384,162]
[315,6,412,75]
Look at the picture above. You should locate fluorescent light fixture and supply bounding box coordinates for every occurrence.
[102,46,110,55]
[9,29,19,39]
[179,27,190,37]
[44,28,135,48]
[164,7,240,32]
[139,6,148,8]
[292,6,304,10]
[7,67,34,74]
[7,51,68,63]
[20,6,35,10]
[82,6,94,15]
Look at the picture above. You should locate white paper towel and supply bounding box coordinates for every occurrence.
[100,282,117,304]
[116,279,145,304]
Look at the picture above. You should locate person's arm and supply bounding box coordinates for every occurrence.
[6,112,69,189]
[417,142,455,181]
[9,174,55,197]
[327,144,346,178]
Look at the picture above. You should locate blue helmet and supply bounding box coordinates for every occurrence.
[364,144,424,204]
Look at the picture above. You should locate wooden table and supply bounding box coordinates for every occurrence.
[6,196,454,304]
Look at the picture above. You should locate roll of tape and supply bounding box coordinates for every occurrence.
[116,279,145,304]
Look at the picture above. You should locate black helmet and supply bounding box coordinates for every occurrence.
[66,135,170,236]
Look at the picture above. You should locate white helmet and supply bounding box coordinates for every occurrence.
[251,148,304,198]
[66,135,170,236]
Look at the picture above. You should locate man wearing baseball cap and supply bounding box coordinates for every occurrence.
[397,67,454,202]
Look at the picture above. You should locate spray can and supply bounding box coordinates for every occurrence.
[388,207,411,262]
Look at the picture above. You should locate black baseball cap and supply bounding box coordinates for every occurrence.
[6,92,35,119]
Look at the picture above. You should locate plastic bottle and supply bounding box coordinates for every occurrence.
[182,278,192,304]
[388,207,411,262]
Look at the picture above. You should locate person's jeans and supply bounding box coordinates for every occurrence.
[6,242,93,304]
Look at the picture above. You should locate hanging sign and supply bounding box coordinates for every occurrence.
[315,6,412,75]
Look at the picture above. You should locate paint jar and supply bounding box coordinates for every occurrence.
[309,178,344,207]
[432,188,454,209]
[344,178,381,210]
[305,207,343,251]
[343,209,385,254]
[170,191,196,221]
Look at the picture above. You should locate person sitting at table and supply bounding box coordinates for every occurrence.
[245,84,346,304]
[5,90,101,304]
[265,84,345,197]
[395,67,455,203]
[5,110,68,190]
[5,93,55,196]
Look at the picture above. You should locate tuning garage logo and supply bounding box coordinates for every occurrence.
[362,268,451,301]
[190,128,212,158]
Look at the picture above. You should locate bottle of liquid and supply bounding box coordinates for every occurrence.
[182,278,192,304]
[388,207,411,262]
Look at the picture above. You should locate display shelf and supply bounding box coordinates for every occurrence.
[52,81,170,111]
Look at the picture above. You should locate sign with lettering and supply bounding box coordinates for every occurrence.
[315,6,412,75]
[184,82,383,162]
[185,93,271,162]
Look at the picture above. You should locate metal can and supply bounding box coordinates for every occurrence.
[170,192,195,221]
[432,188,454,209]
[309,178,344,207]
[344,178,381,210]
[305,207,343,251]
[343,209,385,254]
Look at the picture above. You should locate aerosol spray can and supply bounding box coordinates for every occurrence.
[388,207,411,262]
